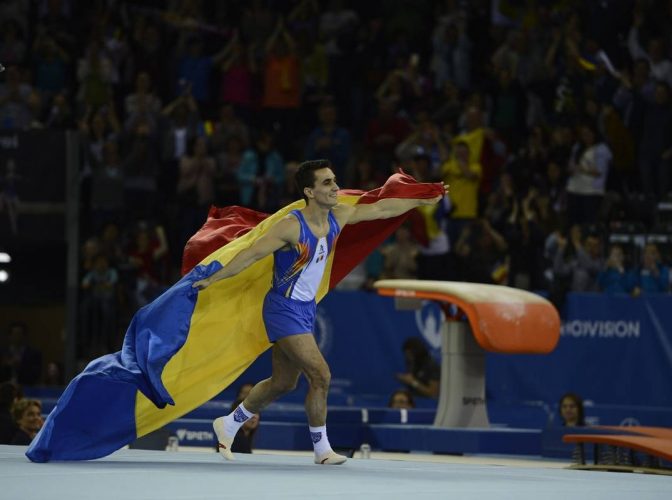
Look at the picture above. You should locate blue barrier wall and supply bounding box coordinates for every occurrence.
[28,291,672,455]
[487,292,672,426]
[236,291,672,427]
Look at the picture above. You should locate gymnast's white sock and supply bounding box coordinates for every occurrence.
[309,425,333,456]
[223,402,255,437]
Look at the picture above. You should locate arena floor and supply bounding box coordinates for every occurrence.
[2,445,670,500]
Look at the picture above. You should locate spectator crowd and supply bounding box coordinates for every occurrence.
[1,0,672,367]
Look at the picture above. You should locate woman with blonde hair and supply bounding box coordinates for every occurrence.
[10,399,42,445]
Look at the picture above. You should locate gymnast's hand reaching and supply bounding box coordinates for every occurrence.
[192,277,212,290]
[418,183,449,205]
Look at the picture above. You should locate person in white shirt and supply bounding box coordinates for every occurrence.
[628,15,672,88]
[566,123,612,226]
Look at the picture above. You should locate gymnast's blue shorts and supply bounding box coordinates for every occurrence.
[262,290,316,342]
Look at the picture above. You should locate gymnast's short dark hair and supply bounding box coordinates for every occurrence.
[295,159,332,202]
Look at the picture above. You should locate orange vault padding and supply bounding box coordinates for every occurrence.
[374,280,560,354]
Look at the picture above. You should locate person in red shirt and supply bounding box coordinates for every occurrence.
[127,223,169,307]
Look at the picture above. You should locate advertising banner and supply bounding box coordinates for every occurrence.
[487,292,672,411]
[238,291,672,419]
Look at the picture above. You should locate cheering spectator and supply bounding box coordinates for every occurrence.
[455,218,509,284]
[442,140,481,243]
[598,244,636,294]
[551,225,603,294]
[176,136,216,246]
[627,14,672,87]
[380,224,419,280]
[237,130,284,212]
[124,71,162,134]
[159,88,202,204]
[127,222,169,308]
[76,39,117,111]
[261,19,301,154]
[396,110,449,175]
[632,243,670,295]
[304,101,352,182]
[566,122,612,226]
[210,103,251,154]
[80,254,118,356]
[90,140,124,231]
[431,13,471,91]
[122,120,160,222]
[217,33,257,113]
[503,189,547,290]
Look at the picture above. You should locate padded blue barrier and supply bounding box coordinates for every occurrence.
[180,402,435,424]
[165,418,542,455]
[488,292,672,412]
[24,290,672,457]
[233,291,672,419]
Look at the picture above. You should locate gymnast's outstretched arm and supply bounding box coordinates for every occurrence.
[333,183,448,226]
[192,216,299,290]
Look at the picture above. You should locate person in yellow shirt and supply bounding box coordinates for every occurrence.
[454,106,486,163]
[442,141,482,243]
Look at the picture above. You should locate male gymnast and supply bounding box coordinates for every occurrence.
[193,159,447,465]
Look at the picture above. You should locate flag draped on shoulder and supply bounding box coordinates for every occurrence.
[26,172,444,462]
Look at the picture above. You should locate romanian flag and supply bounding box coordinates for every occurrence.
[26,172,444,462]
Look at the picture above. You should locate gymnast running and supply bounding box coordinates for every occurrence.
[193,159,447,465]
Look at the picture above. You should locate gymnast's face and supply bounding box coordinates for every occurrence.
[307,168,339,208]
